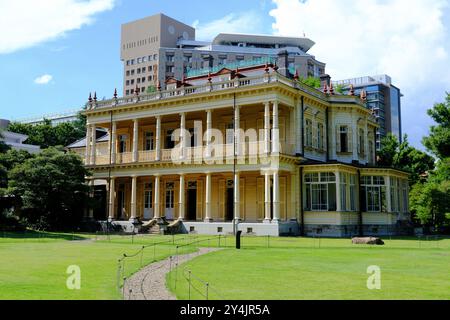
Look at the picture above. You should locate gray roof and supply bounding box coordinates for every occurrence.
[67,133,109,149]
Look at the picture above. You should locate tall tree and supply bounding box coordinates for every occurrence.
[7,147,91,230]
[377,134,435,184]
[422,92,450,159]
[7,116,86,149]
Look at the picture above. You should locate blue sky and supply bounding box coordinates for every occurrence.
[0,0,449,150]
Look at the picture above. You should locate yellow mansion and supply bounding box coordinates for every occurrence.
[68,62,410,237]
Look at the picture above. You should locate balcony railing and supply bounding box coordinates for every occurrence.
[85,142,295,166]
[86,73,331,111]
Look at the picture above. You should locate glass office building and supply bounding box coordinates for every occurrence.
[333,75,403,150]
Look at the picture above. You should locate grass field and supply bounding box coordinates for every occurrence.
[167,236,450,300]
[0,231,193,300]
[1,231,449,300]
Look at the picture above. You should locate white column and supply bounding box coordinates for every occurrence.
[234,171,241,221]
[205,173,212,222]
[155,116,161,161]
[180,113,186,160]
[108,177,115,221]
[264,172,271,223]
[272,171,280,222]
[132,119,139,162]
[336,171,341,212]
[111,121,117,164]
[264,102,271,154]
[90,125,96,165]
[154,175,161,219]
[234,106,241,156]
[385,176,392,213]
[130,176,138,222]
[85,125,91,165]
[272,101,280,154]
[206,110,212,147]
[179,174,185,220]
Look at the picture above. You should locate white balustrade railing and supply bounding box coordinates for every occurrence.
[88,73,326,110]
[89,142,296,166]
[116,152,133,164]
[138,150,156,162]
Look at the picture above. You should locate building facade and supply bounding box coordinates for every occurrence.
[70,65,410,237]
[15,109,81,126]
[333,75,403,150]
[0,119,40,153]
[121,13,325,95]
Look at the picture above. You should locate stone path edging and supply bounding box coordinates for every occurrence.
[123,247,219,300]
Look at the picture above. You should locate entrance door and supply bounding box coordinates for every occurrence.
[187,181,197,221]
[117,186,125,219]
[165,182,174,220]
[187,189,197,220]
[143,183,153,220]
[226,187,234,222]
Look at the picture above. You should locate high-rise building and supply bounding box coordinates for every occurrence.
[333,75,402,150]
[120,13,326,96]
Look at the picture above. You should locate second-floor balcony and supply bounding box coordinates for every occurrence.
[85,142,296,166]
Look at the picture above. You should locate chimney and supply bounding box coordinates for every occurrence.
[320,74,331,88]
[276,50,290,77]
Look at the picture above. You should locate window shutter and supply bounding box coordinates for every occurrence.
[357,129,361,154]
[312,122,318,149]
[336,126,341,152]
[348,127,353,152]
[304,120,308,146]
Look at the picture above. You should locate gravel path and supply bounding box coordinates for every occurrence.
[123,247,219,300]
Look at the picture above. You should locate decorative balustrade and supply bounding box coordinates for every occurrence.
[88,73,329,111]
[88,142,296,166]
[138,150,156,162]
[116,152,133,164]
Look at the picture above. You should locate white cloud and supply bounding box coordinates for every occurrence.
[34,74,53,85]
[193,12,265,41]
[270,0,450,149]
[0,0,115,54]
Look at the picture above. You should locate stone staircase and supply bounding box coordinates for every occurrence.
[148,224,161,235]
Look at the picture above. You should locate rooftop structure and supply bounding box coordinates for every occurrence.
[333,75,403,149]
[120,13,326,96]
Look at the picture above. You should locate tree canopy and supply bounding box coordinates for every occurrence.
[377,134,435,185]
[7,112,86,149]
[7,147,91,230]
[422,93,450,159]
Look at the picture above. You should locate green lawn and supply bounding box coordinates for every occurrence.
[1,232,449,300]
[0,232,193,300]
[167,236,450,300]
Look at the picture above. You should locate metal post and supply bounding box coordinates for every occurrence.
[206,282,209,300]
[175,263,178,290]
[188,270,191,300]
[122,277,126,298]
